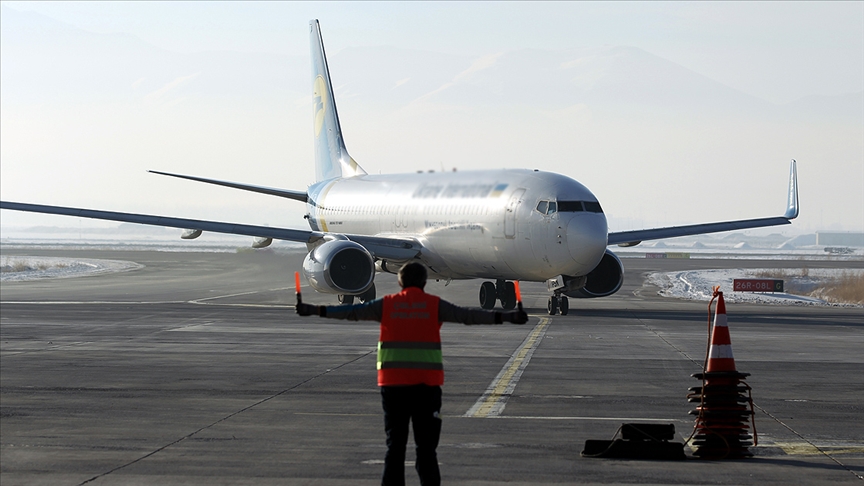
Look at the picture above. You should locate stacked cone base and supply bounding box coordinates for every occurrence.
[688,371,754,459]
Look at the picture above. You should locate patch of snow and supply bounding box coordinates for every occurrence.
[615,246,863,260]
[0,256,142,282]
[646,268,863,307]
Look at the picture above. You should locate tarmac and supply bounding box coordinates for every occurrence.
[1,247,862,485]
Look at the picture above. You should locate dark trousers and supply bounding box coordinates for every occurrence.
[380,385,442,486]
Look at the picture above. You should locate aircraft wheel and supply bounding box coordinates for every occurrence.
[547,296,558,315]
[359,283,376,303]
[338,294,354,304]
[479,281,496,309]
[501,281,517,310]
[559,296,569,315]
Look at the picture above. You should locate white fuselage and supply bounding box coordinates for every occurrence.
[305,169,608,282]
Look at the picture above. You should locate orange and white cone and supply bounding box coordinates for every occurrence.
[706,292,736,373]
[688,290,756,459]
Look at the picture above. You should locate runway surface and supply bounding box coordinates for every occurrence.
[2,248,862,485]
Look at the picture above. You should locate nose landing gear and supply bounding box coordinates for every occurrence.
[479,279,518,310]
[547,294,569,315]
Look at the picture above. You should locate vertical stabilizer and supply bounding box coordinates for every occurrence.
[310,20,367,182]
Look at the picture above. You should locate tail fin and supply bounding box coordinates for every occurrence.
[310,20,367,182]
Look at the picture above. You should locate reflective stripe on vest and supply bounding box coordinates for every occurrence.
[377,341,443,370]
[378,288,443,386]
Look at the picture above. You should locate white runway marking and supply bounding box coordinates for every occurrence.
[1,286,294,307]
[189,289,278,303]
[0,301,186,305]
[463,317,549,418]
[361,460,443,466]
[188,287,293,307]
[491,416,687,422]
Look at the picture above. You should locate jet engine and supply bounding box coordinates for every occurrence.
[565,250,624,298]
[302,239,375,295]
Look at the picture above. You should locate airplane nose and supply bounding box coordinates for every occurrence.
[567,214,607,268]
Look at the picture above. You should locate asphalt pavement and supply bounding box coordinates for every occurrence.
[1,247,862,485]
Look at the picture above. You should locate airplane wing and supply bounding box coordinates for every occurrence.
[607,160,799,247]
[607,216,794,246]
[0,201,421,261]
[149,170,308,202]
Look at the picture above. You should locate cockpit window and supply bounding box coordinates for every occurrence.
[536,200,558,215]
[538,199,602,215]
[558,201,583,212]
[536,201,548,214]
[584,201,603,213]
[557,200,603,213]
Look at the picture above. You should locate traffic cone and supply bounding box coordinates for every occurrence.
[687,290,757,459]
[706,293,736,372]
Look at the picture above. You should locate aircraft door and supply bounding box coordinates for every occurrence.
[504,189,525,239]
[530,200,558,269]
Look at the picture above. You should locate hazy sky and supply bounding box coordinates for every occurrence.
[6,1,862,103]
[1,1,862,234]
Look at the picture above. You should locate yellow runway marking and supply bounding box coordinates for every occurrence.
[464,317,550,418]
[687,438,864,456]
[771,442,864,456]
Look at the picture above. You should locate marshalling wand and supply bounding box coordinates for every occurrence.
[514,280,524,313]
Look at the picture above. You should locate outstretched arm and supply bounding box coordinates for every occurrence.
[296,299,384,321]
[438,300,527,325]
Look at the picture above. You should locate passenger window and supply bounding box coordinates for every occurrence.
[547,201,557,214]
[536,201,548,214]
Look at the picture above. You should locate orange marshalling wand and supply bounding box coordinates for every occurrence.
[294,271,302,304]
[513,281,525,314]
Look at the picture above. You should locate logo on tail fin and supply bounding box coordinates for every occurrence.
[314,75,327,137]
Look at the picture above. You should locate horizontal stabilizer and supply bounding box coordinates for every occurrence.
[149,170,307,202]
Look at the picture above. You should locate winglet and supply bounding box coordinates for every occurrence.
[784,159,799,220]
[310,19,367,182]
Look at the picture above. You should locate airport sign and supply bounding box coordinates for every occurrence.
[733,279,784,292]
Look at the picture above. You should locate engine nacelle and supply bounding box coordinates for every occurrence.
[565,249,624,298]
[302,240,375,295]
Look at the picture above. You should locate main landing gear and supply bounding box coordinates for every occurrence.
[337,283,376,305]
[479,279,517,310]
[547,294,569,316]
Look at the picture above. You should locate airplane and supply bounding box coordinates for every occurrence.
[0,20,799,316]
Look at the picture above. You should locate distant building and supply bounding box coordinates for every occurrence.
[816,232,864,247]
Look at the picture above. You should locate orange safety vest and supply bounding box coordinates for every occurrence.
[377,287,443,386]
